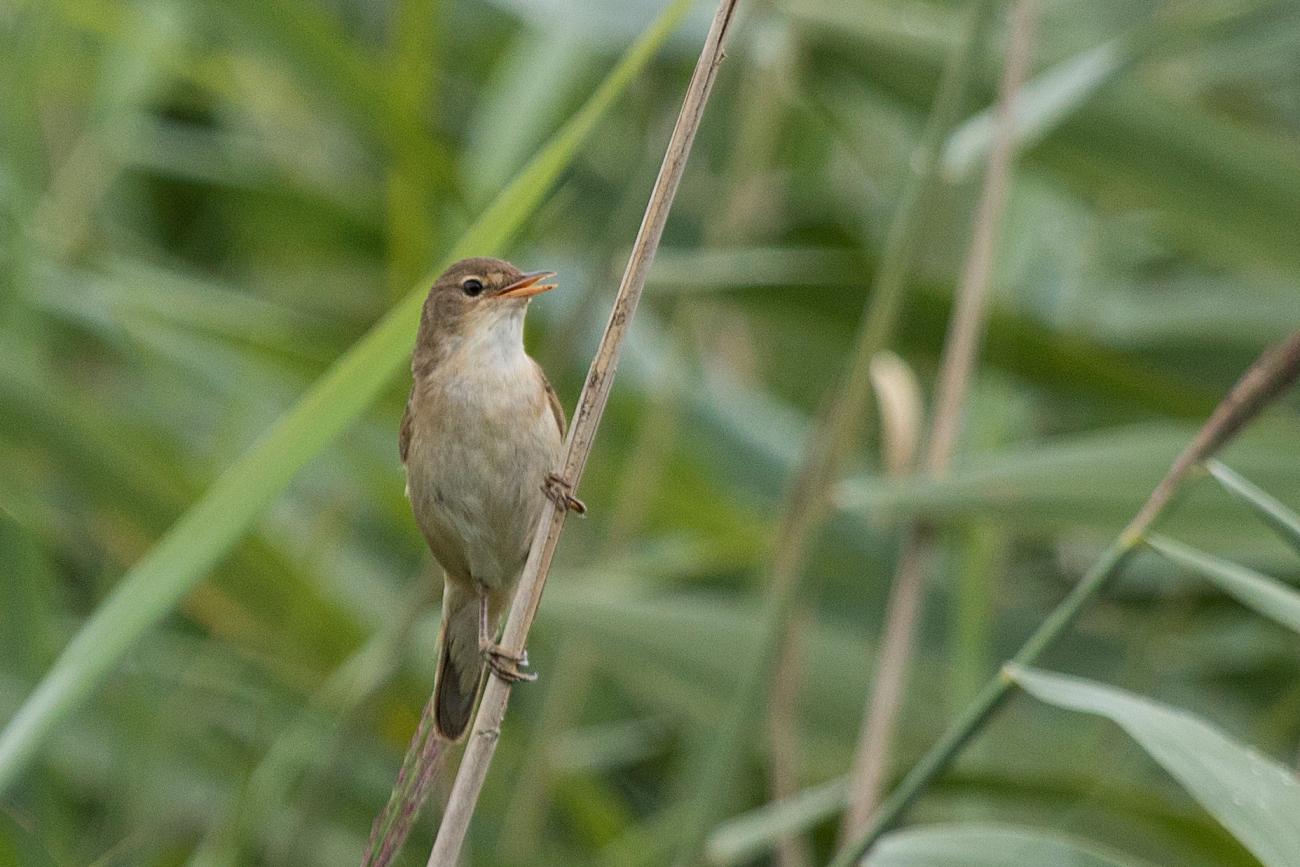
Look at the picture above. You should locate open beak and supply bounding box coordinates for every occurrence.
[497,270,557,300]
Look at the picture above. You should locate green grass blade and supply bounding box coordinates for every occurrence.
[1010,666,1300,867]
[1146,534,1300,635]
[1205,459,1300,557]
[943,37,1132,180]
[705,777,848,866]
[864,822,1152,867]
[837,421,1300,541]
[0,0,691,794]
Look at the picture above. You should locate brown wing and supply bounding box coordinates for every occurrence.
[534,360,566,436]
[398,386,414,464]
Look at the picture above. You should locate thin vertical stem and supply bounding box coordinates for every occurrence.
[768,611,813,867]
[840,524,934,835]
[503,16,794,853]
[925,1,1039,479]
[425,3,741,863]
[841,0,1040,835]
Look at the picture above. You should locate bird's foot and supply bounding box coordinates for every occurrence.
[543,472,586,515]
[482,643,538,684]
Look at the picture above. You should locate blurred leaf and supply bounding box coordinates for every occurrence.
[0,519,58,680]
[464,25,592,198]
[1206,459,1300,557]
[649,247,1219,418]
[190,589,431,866]
[705,776,847,866]
[217,0,424,155]
[862,822,1149,867]
[1071,277,1300,350]
[943,38,1132,180]
[837,421,1300,544]
[1146,535,1300,635]
[0,362,366,676]
[0,0,691,793]
[383,0,445,294]
[1010,666,1300,867]
[1040,83,1300,271]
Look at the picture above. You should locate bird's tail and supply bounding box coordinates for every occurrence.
[433,581,488,741]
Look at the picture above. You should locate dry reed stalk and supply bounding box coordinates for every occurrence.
[503,18,789,853]
[841,0,1041,836]
[424,3,742,863]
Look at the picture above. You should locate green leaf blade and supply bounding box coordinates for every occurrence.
[705,777,848,865]
[1010,666,1300,867]
[863,822,1151,867]
[1147,534,1300,635]
[943,38,1132,180]
[1206,459,1300,557]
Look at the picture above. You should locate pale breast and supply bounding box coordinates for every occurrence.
[406,344,562,593]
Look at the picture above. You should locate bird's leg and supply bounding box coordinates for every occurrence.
[543,472,586,515]
[477,593,537,683]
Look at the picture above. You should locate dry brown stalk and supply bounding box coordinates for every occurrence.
[424,2,742,863]
[768,609,813,867]
[842,0,1041,836]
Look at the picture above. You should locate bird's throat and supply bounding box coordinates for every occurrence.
[417,304,534,404]
[418,303,528,378]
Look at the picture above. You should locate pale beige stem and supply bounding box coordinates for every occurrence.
[841,0,1040,837]
[425,3,741,863]
[503,18,788,854]
[768,610,813,867]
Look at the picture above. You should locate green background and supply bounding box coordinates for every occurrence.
[1,0,1299,864]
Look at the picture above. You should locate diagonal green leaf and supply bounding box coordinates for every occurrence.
[863,822,1150,867]
[836,421,1300,540]
[1206,459,1300,557]
[705,777,848,866]
[0,0,691,794]
[1010,666,1300,867]
[1147,534,1300,635]
[942,37,1133,180]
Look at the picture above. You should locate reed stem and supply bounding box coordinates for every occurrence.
[424,2,741,862]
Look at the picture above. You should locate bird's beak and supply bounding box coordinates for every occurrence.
[497,270,558,299]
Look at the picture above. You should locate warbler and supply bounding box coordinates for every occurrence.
[400,257,581,741]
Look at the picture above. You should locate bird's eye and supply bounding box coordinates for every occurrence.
[462,278,485,297]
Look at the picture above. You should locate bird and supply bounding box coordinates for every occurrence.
[400,256,584,741]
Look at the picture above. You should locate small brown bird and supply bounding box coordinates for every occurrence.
[400,257,581,741]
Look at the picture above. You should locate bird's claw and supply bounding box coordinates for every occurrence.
[543,472,586,515]
[483,644,538,683]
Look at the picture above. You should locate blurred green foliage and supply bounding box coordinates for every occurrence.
[1,0,1298,865]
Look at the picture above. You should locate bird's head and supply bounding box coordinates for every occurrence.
[415,257,557,364]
